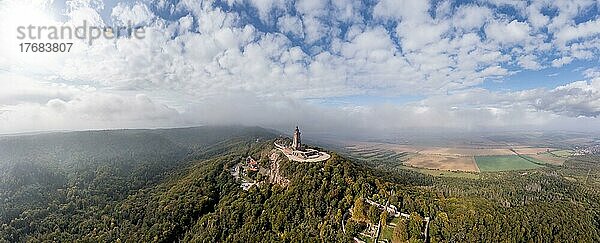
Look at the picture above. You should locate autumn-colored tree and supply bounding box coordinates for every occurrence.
[408,212,423,241]
[380,210,389,227]
[353,197,366,221]
[393,219,408,242]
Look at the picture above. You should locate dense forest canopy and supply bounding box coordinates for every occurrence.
[0,126,599,242]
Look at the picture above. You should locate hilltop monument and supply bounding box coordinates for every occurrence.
[292,126,302,150]
[274,126,331,162]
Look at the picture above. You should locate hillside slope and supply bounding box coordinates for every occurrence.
[0,126,278,242]
[1,127,599,242]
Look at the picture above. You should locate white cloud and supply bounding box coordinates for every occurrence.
[277,15,303,37]
[397,21,449,51]
[331,0,362,22]
[246,0,286,22]
[111,2,155,25]
[1,0,600,134]
[555,19,600,44]
[518,54,542,70]
[526,2,549,29]
[0,73,92,105]
[301,16,327,44]
[373,0,430,23]
[584,67,600,79]
[174,15,194,34]
[340,27,395,60]
[485,20,532,44]
[66,1,105,26]
[533,79,600,117]
[0,79,183,133]
[485,0,527,10]
[296,0,327,17]
[546,0,597,33]
[551,56,573,67]
[453,5,492,30]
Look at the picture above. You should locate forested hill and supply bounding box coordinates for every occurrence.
[0,126,279,166]
[1,126,599,242]
[0,126,279,241]
[0,126,279,194]
[0,125,433,242]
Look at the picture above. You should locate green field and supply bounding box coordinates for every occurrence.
[475,155,543,172]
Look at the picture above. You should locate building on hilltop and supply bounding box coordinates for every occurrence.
[292,126,302,150]
[273,126,330,162]
[246,156,259,172]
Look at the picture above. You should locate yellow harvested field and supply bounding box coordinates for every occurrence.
[345,142,564,171]
[512,147,553,154]
[417,147,514,156]
[346,143,421,153]
[404,154,479,172]
[347,142,554,156]
[527,153,566,165]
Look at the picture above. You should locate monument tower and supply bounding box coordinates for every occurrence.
[274,125,330,162]
[292,126,301,150]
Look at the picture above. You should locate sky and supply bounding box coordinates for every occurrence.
[0,0,599,135]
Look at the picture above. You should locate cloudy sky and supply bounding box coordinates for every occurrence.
[0,0,599,135]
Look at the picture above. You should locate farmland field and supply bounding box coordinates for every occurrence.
[526,152,567,165]
[512,147,553,154]
[344,144,410,163]
[418,147,514,156]
[343,142,562,173]
[404,154,479,172]
[475,155,543,172]
[549,149,574,157]
[400,165,480,178]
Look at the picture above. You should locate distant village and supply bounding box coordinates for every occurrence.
[576,144,600,155]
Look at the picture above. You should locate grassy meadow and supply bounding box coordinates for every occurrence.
[475,155,543,172]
